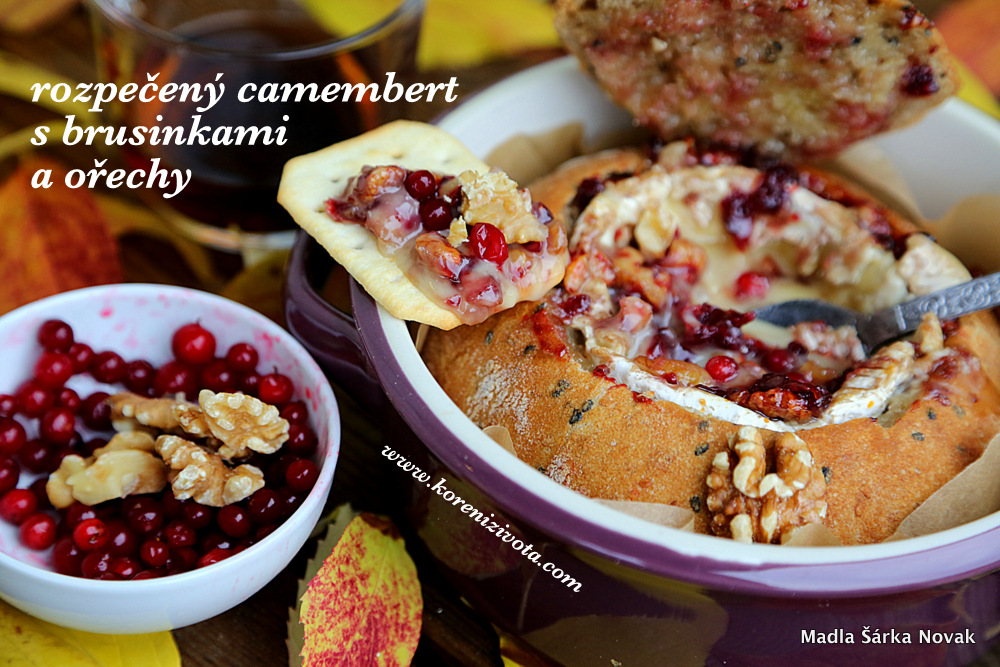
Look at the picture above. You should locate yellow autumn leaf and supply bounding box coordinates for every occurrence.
[296,512,422,667]
[297,0,559,70]
[0,599,179,667]
[955,60,1000,120]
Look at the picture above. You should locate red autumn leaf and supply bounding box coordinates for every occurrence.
[298,513,422,666]
[0,156,121,314]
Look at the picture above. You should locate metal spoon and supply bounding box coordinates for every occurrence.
[752,272,1000,354]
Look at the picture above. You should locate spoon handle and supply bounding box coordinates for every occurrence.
[890,271,1000,332]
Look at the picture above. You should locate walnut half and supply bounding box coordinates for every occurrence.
[706,427,827,544]
[156,435,264,507]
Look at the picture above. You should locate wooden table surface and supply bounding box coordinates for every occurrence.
[1,4,999,667]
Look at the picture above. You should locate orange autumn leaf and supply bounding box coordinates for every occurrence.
[298,513,422,667]
[0,156,121,314]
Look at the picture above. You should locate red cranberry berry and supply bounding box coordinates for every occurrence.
[469,223,509,266]
[167,546,198,573]
[63,502,99,529]
[160,490,187,518]
[38,320,74,352]
[40,407,76,445]
[55,387,81,411]
[248,488,283,525]
[0,394,18,418]
[90,351,126,384]
[279,401,309,425]
[734,271,770,300]
[0,456,20,496]
[0,488,37,525]
[285,423,318,457]
[163,520,196,548]
[66,342,94,374]
[110,556,141,579]
[80,392,112,430]
[52,536,83,576]
[17,382,54,418]
[418,198,452,231]
[182,503,215,531]
[901,63,939,97]
[28,478,52,511]
[81,549,113,578]
[124,360,156,395]
[139,538,170,568]
[225,343,259,374]
[172,323,216,365]
[258,373,294,406]
[0,418,26,456]
[73,517,110,551]
[19,439,56,474]
[131,569,163,580]
[706,355,740,383]
[198,547,233,568]
[125,497,163,536]
[34,352,75,388]
[217,505,252,538]
[153,361,197,398]
[20,512,57,550]
[763,348,800,374]
[404,169,437,200]
[285,459,319,493]
[105,518,138,556]
[200,532,233,553]
[200,359,237,393]
[239,372,261,396]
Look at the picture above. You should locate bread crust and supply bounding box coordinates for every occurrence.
[423,150,1000,545]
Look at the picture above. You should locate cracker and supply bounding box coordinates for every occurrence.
[277,121,491,330]
[555,0,957,159]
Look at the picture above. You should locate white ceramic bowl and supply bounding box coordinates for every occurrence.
[0,284,339,633]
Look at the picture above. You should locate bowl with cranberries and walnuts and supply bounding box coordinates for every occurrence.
[0,283,339,633]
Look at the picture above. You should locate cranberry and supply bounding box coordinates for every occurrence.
[721,192,754,250]
[38,320,74,352]
[0,457,19,496]
[94,571,123,580]
[465,274,503,308]
[200,532,234,553]
[405,170,437,200]
[225,343,259,374]
[182,503,214,531]
[217,505,252,538]
[110,556,141,579]
[280,487,303,516]
[163,520,196,548]
[125,497,163,536]
[139,538,170,567]
[20,512,57,550]
[73,518,109,551]
[286,424,318,457]
[570,177,605,211]
[248,488,283,524]
[19,440,56,474]
[763,348,801,373]
[34,352,75,389]
[80,392,112,430]
[172,323,216,365]
[734,271,770,300]
[200,359,237,393]
[52,536,83,575]
[131,569,163,580]
[0,394,18,418]
[168,546,198,573]
[64,502,99,529]
[198,547,233,568]
[279,401,309,425]
[706,355,739,382]
[418,197,452,231]
[66,342,94,374]
[522,241,543,253]
[99,518,136,557]
[901,63,939,97]
[28,478,52,510]
[17,382,54,417]
[124,359,156,395]
[285,459,319,493]
[0,418,26,456]
[90,351,126,384]
[254,524,279,542]
[55,387,81,411]
[239,372,261,396]
[160,490,187,518]
[532,202,554,225]
[81,549,113,578]
[0,489,37,524]
[40,407,76,445]
[258,373,294,406]
[470,223,509,266]
[153,361,198,398]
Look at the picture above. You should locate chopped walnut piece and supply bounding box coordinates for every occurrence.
[93,431,156,456]
[156,435,264,507]
[706,428,827,544]
[106,392,210,437]
[913,312,944,356]
[46,448,168,509]
[198,390,289,461]
[459,169,546,244]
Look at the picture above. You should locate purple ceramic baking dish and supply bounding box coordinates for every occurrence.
[283,58,1000,666]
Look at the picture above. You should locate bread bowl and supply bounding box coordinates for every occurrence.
[422,140,1000,545]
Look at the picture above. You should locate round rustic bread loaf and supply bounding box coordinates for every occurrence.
[422,146,1000,545]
